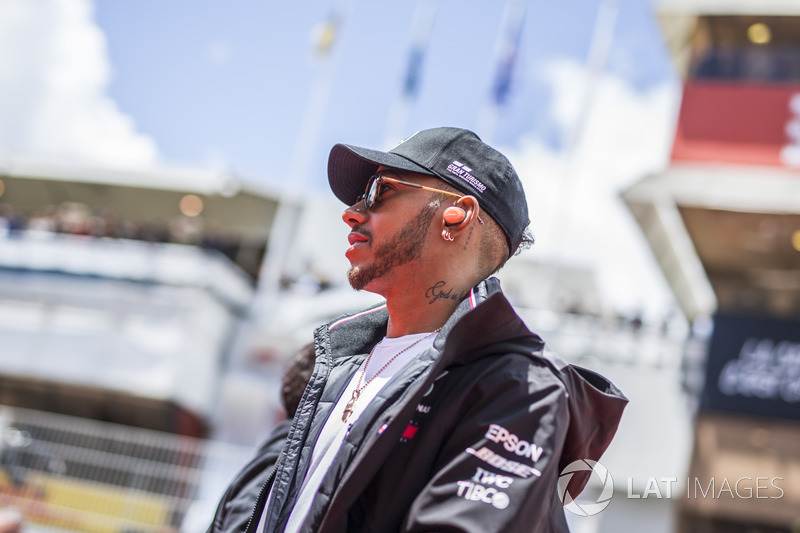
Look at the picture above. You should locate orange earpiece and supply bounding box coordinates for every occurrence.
[443,206,467,226]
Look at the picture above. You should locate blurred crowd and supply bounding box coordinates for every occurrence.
[1,201,231,247]
[0,201,249,272]
[692,47,800,81]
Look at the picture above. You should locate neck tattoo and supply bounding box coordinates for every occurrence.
[342,328,441,423]
[425,280,469,305]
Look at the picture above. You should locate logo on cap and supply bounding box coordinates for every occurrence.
[446,161,487,193]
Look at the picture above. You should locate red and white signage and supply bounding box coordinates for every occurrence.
[671,82,800,168]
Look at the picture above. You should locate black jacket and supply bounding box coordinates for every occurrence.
[209,420,291,533]
[212,278,627,533]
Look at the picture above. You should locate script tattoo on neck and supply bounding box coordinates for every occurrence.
[426,280,468,305]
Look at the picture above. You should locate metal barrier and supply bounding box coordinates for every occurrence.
[0,406,253,533]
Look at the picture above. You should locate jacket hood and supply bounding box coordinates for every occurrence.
[454,278,628,495]
[440,277,629,494]
[538,347,627,494]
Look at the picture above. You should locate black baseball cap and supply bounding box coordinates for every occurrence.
[328,127,530,255]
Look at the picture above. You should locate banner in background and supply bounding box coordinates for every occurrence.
[701,312,800,421]
[672,82,800,169]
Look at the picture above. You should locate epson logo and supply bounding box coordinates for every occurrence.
[484,424,544,462]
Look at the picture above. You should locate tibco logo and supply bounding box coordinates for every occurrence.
[557,460,614,516]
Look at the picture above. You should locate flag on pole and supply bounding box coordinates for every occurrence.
[401,0,438,100]
[402,47,426,99]
[311,10,341,60]
[491,0,526,106]
[384,0,438,147]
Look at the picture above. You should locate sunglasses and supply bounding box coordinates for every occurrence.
[358,175,484,223]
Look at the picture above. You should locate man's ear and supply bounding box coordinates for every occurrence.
[442,196,480,234]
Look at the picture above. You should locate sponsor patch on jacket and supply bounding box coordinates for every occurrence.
[484,424,544,462]
[472,467,514,488]
[456,480,510,509]
[465,447,542,478]
[400,423,418,442]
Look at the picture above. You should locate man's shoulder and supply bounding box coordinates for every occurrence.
[450,341,569,396]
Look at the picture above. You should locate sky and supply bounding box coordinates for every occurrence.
[0,0,683,321]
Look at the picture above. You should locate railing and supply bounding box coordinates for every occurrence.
[0,406,253,533]
[516,308,687,369]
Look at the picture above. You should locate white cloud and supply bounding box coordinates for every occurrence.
[0,0,157,165]
[503,58,681,320]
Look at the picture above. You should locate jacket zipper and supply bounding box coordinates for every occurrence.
[318,363,439,530]
[244,467,277,533]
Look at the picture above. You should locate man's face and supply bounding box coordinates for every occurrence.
[346,202,438,291]
[343,170,443,292]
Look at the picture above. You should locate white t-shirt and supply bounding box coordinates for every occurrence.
[262,331,438,533]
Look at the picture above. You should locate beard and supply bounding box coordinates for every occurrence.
[348,202,439,291]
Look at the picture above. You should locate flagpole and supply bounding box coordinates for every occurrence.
[541,0,620,314]
[382,0,438,149]
[256,0,355,317]
[562,0,619,160]
[476,0,527,145]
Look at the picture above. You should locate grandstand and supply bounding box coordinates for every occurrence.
[0,159,291,530]
[624,1,800,529]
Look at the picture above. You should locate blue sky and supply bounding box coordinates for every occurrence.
[0,0,682,319]
[91,0,676,190]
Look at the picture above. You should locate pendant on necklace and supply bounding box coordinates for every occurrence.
[342,389,360,422]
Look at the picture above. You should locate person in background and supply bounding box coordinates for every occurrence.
[208,343,316,533]
[0,507,22,533]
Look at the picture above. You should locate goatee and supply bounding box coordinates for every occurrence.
[348,202,439,290]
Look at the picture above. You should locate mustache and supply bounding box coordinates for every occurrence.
[351,227,372,240]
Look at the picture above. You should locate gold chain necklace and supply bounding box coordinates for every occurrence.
[342,328,441,423]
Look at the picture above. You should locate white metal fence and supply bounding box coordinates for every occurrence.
[0,406,254,533]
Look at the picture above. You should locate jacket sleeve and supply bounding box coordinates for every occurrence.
[401,358,571,533]
[207,419,291,533]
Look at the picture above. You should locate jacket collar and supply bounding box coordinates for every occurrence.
[435,277,543,367]
[325,277,541,364]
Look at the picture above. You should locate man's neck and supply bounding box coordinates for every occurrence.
[382,279,471,338]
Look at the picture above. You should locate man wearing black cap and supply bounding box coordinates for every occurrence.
[210,127,627,533]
